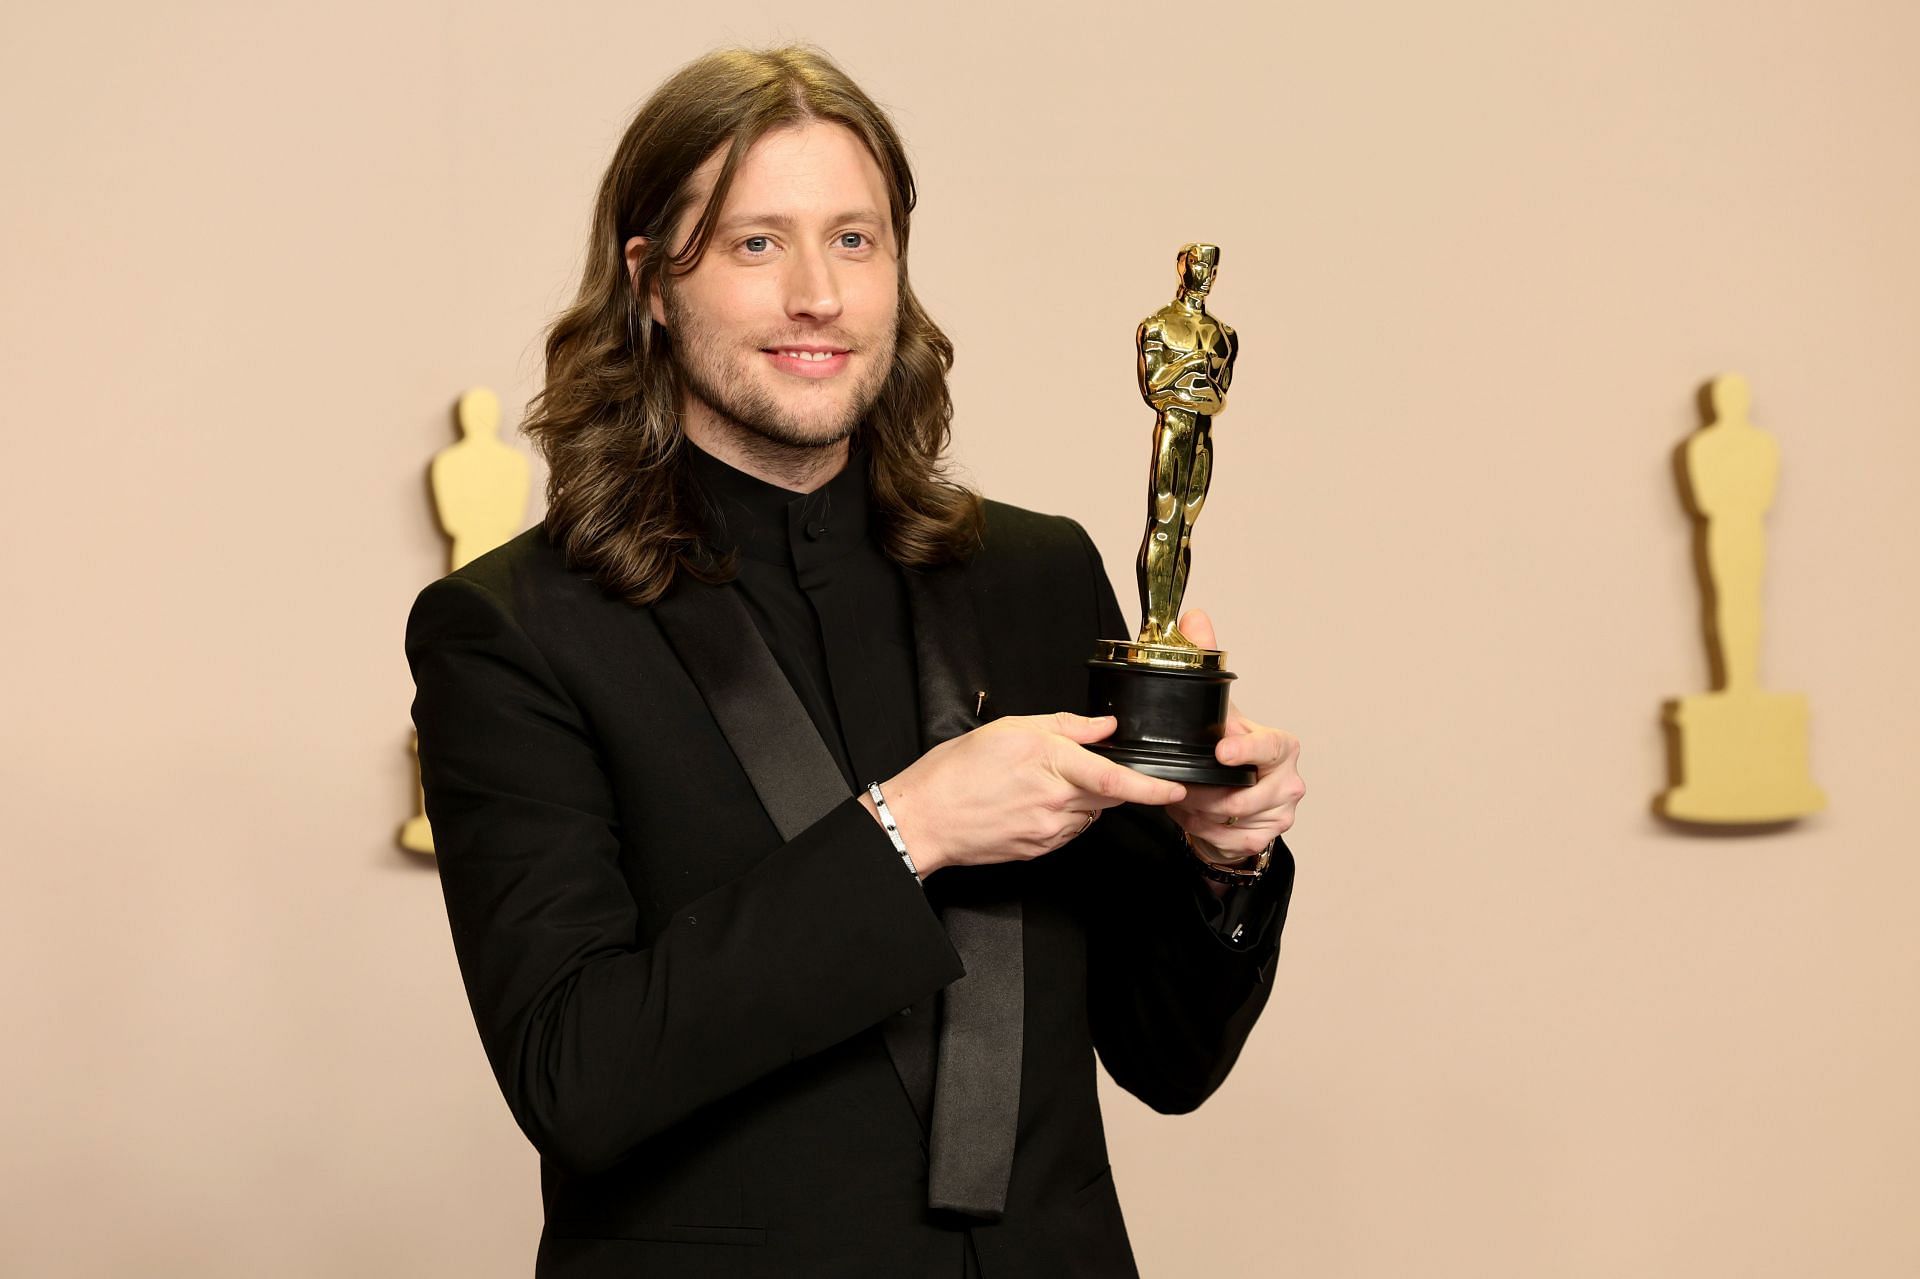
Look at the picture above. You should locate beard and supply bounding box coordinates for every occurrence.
[663,287,896,454]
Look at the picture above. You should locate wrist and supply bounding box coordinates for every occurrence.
[862,781,944,878]
[1182,830,1272,886]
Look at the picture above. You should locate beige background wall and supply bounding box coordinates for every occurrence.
[4,1,1916,1274]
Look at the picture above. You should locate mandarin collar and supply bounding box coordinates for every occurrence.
[685,438,874,569]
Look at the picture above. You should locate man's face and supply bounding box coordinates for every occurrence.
[647,122,899,453]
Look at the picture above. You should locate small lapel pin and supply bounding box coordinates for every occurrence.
[975,690,988,717]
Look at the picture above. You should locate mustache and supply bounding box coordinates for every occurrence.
[754,333,862,350]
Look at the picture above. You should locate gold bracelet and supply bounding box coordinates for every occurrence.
[1182,831,1272,884]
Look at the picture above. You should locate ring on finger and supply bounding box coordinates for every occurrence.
[1078,810,1098,836]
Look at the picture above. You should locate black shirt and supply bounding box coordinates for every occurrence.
[685,438,919,792]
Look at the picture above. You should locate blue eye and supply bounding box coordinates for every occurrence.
[742,236,771,253]
[839,232,867,249]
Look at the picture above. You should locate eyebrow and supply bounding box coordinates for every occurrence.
[712,209,887,235]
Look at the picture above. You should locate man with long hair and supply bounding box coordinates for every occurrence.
[407,45,1306,1278]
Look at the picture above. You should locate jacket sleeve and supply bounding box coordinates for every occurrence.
[406,574,965,1176]
[1063,518,1296,1113]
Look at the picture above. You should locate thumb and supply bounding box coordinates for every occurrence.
[1179,607,1219,650]
[1049,711,1118,743]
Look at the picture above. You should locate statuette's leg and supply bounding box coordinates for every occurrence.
[1170,420,1213,628]
[1137,411,1198,646]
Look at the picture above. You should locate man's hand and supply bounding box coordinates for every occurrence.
[863,712,1186,878]
[1165,609,1307,867]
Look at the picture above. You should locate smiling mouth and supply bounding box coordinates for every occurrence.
[763,346,850,362]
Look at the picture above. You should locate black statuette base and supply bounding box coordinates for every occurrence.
[1085,656,1256,787]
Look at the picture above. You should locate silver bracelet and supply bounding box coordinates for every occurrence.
[865,781,920,882]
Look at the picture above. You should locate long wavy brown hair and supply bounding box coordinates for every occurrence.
[522,46,984,605]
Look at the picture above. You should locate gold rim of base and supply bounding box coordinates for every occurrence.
[1091,639,1229,672]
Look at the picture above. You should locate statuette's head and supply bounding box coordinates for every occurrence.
[1709,372,1752,424]
[457,386,501,440]
[1177,243,1220,297]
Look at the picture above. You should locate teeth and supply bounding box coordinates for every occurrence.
[775,349,838,361]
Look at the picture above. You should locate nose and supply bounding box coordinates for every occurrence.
[783,241,843,324]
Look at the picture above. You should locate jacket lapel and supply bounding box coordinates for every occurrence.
[903,565,1026,1220]
[652,578,850,835]
[901,563,992,746]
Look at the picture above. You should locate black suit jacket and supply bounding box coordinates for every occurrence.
[406,498,1294,1278]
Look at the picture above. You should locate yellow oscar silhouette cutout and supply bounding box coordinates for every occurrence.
[431,387,532,571]
[399,387,531,854]
[1657,374,1826,824]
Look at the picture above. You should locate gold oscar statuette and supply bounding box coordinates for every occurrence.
[1086,243,1255,787]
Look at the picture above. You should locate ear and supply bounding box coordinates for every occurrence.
[624,235,667,329]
